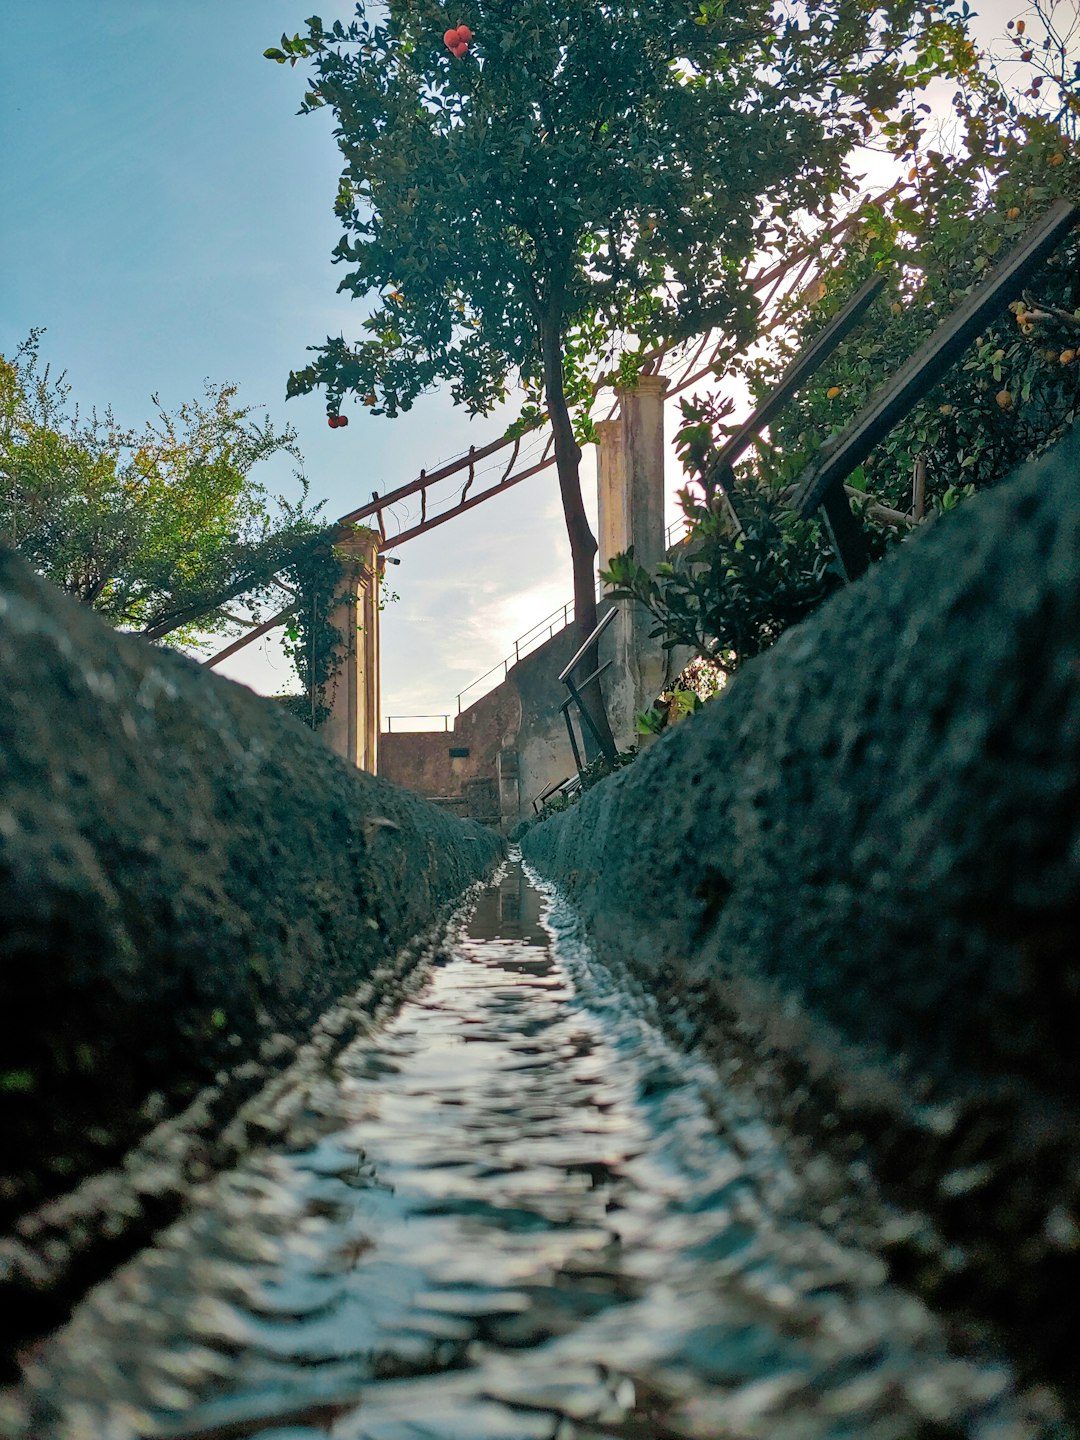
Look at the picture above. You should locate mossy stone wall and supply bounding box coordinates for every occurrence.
[522,424,1080,1398]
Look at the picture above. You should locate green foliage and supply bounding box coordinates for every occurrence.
[280,532,350,727]
[739,8,1080,519]
[610,1,1079,676]
[277,525,390,728]
[540,746,639,814]
[0,333,325,646]
[634,656,724,734]
[604,491,845,674]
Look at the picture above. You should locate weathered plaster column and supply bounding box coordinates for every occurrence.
[322,525,381,774]
[618,373,669,574]
[595,376,671,748]
[595,417,628,576]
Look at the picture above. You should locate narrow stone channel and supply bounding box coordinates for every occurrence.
[4,858,1067,1440]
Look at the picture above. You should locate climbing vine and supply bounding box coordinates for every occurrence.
[278,526,387,729]
[279,535,349,728]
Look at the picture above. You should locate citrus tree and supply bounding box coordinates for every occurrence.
[608,1,1079,675]
[757,141,1080,522]
[724,0,1080,518]
[0,333,325,645]
[269,0,963,748]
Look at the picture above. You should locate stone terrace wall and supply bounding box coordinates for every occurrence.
[0,551,503,1230]
[521,424,1080,1404]
[380,619,588,826]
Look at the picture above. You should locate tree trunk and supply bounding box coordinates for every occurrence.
[540,312,616,762]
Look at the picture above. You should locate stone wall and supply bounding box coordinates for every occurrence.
[380,594,690,827]
[0,551,503,1232]
[380,619,588,825]
[521,424,1080,1403]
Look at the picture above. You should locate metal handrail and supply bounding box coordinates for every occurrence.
[706,274,887,502]
[558,609,619,768]
[558,606,618,684]
[793,197,1080,580]
[450,518,690,719]
[384,713,452,732]
[454,576,604,714]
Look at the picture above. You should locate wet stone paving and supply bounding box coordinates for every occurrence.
[3,857,1070,1440]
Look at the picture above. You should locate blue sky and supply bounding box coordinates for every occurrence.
[0,1,591,721]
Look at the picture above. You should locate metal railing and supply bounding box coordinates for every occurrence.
[452,519,690,719]
[558,607,618,771]
[384,714,452,733]
[387,518,692,732]
[383,593,594,733]
[452,577,604,715]
[793,197,1079,580]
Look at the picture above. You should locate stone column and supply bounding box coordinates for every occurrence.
[595,418,627,576]
[595,376,670,748]
[618,373,669,574]
[321,525,381,774]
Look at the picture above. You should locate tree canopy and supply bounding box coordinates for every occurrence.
[271,0,966,746]
[277,0,924,413]
[0,333,324,646]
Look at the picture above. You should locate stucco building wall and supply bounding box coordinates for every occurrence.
[379,619,589,826]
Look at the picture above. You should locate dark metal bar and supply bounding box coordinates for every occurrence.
[707,273,888,500]
[371,492,386,542]
[559,608,618,766]
[203,604,294,667]
[564,675,612,762]
[533,776,571,813]
[912,454,927,522]
[562,663,616,766]
[460,445,476,505]
[564,659,613,696]
[821,488,870,583]
[561,703,584,773]
[794,198,1080,521]
[558,605,618,684]
[382,455,555,550]
[498,435,521,485]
